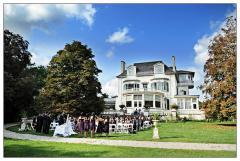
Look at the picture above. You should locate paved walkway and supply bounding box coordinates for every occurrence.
[4,123,236,151]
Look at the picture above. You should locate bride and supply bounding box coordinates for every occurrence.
[53,114,77,137]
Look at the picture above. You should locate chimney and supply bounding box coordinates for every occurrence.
[172,56,176,72]
[121,61,125,73]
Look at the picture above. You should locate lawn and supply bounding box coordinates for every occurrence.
[4,138,236,158]
[7,121,237,144]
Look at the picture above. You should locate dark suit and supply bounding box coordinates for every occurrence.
[36,115,43,133]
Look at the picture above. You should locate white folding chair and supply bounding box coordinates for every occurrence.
[109,124,116,133]
[116,124,123,133]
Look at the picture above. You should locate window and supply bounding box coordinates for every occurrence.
[166,99,170,110]
[134,95,142,100]
[145,94,153,101]
[124,83,140,91]
[144,94,153,108]
[185,98,191,109]
[145,101,153,107]
[126,95,132,101]
[134,101,138,107]
[127,66,135,76]
[154,63,164,74]
[177,99,184,109]
[193,104,197,109]
[143,83,148,90]
[179,74,192,82]
[192,98,197,103]
[163,82,169,91]
[155,101,161,108]
[139,101,142,107]
[126,101,132,107]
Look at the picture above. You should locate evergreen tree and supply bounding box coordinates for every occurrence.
[201,17,236,121]
[39,41,104,116]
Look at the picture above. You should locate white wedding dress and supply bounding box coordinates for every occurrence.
[53,116,77,137]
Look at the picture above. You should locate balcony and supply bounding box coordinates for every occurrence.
[177,80,194,89]
[123,88,165,94]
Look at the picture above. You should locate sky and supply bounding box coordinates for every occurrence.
[4,3,236,100]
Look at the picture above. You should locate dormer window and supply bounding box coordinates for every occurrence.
[127,65,136,76]
[154,63,164,74]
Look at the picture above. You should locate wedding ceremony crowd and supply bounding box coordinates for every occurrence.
[31,112,153,138]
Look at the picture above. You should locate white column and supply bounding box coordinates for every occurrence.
[153,94,156,108]
[197,97,199,110]
[183,98,186,109]
[142,94,145,107]
[191,98,193,109]
[161,95,164,109]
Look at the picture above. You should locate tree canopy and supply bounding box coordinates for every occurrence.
[201,17,236,121]
[38,41,104,116]
[4,30,33,122]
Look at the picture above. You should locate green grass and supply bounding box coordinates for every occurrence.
[7,121,236,144]
[4,138,236,158]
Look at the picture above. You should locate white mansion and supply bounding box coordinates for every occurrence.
[105,56,205,120]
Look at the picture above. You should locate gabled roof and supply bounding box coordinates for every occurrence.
[116,60,175,78]
[176,70,195,76]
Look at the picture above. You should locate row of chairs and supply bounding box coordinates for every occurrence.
[109,121,152,134]
[50,121,152,133]
[109,123,133,134]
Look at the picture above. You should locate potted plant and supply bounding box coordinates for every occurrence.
[119,104,125,111]
[170,104,178,110]
[152,113,160,139]
[19,110,28,131]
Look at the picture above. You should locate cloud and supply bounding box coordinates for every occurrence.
[31,51,51,66]
[191,7,236,101]
[106,27,134,44]
[106,47,114,58]
[102,78,118,96]
[4,4,96,37]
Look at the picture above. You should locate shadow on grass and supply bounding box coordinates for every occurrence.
[4,143,109,157]
[159,136,183,139]
[217,124,236,127]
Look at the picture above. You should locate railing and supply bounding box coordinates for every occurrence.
[178,80,194,87]
[123,88,167,93]
[177,109,202,115]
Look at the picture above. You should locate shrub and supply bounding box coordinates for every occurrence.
[171,104,178,110]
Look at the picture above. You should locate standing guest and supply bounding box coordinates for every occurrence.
[133,117,137,133]
[84,116,90,137]
[32,115,37,130]
[76,116,84,137]
[58,113,65,125]
[73,117,78,131]
[104,117,110,137]
[96,117,104,136]
[36,113,43,133]
[42,113,47,133]
[89,115,96,138]
[137,116,141,131]
[45,113,52,134]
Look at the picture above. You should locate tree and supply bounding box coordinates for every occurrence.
[27,66,48,115]
[200,17,236,121]
[39,41,104,116]
[4,30,33,122]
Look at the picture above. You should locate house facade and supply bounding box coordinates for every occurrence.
[115,56,205,120]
